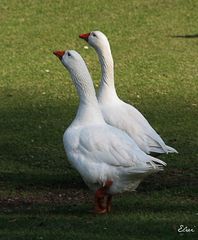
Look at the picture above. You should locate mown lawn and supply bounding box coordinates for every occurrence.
[0,0,197,239]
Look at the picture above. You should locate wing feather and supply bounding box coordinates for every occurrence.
[78,124,142,168]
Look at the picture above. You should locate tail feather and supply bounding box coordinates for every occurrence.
[146,133,178,155]
[166,145,178,154]
[131,157,167,174]
[151,157,167,167]
[147,156,167,172]
[149,146,166,154]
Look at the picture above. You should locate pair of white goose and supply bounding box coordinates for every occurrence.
[53,31,177,214]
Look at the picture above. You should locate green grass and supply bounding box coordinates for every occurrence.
[0,0,198,239]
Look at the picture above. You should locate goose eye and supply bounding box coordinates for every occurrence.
[92,33,96,37]
[67,52,71,57]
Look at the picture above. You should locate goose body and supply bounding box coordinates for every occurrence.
[53,49,166,213]
[64,122,165,195]
[79,31,178,155]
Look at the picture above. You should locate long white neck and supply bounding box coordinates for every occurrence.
[96,43,118,103]
[69,67,105,125]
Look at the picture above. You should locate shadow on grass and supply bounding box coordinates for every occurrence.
[1,191,197,215]
[0,169,197,192]
[0,171,85,190]
[0,93,197,203]
[171,33,198,38]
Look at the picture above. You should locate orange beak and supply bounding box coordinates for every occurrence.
[53,50,65,60]
[79,33,90,42]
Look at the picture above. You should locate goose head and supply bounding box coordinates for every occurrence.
[53,49,90,76]
[53,49,97,102]
[79,31,110,52]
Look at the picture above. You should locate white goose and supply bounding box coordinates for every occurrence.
[79,31,178,155]
[53,49,167,214]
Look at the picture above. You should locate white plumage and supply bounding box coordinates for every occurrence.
[79,31,178,155]
[53,50,166,213]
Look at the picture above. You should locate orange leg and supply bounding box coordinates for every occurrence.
[95,188,107,214]
[104,180,113,188]
[94,180,113,214]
